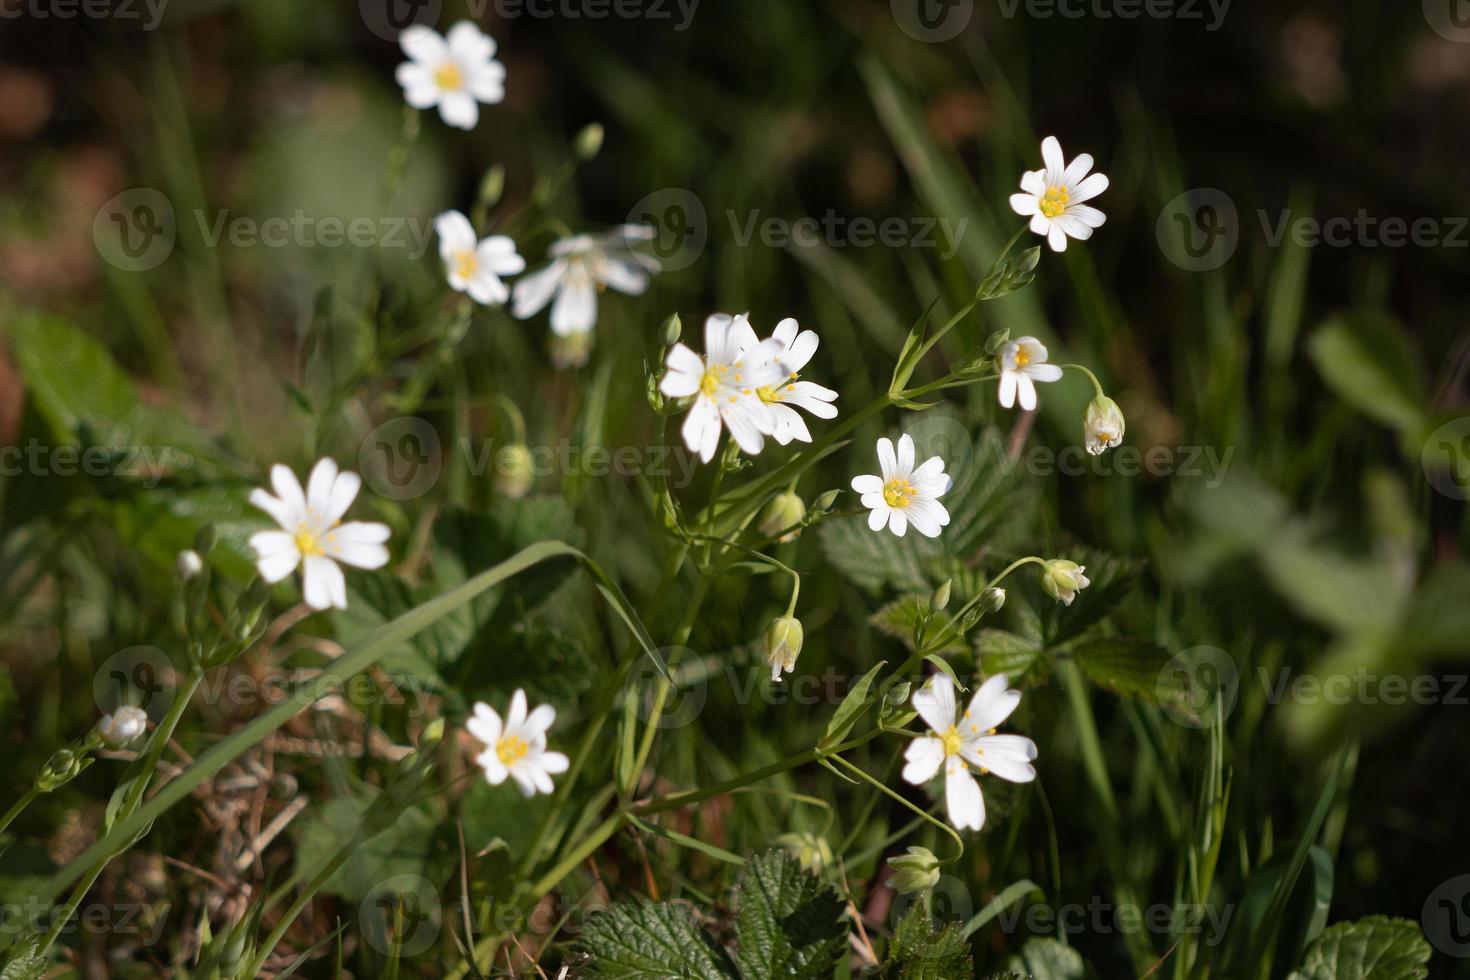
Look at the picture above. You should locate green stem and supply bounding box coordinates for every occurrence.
[918,557,1047,657]
[1059,363,1106,398]
[0,788,38,838]
[828,754,964,863]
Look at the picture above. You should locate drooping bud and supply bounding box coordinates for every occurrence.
[763,616,804,682]
[97,706,149,749]
[495,445,535,499]
[1083,395,1125,456]
[888,846,942,894]
[760,491,806,543]
[574,122,605,161]
[1041,560,1091,607]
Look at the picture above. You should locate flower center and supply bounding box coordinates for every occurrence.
[294,527,324,557]
[699,365,728,398]
[1039,185,1069,218]
[940,726,964,758]
[1097,428,1117,445]
[496,734,529,765]
[434,62,465,92]
[1013,346,1031,369]
[757,385,783,403]
[882,478,915,509]
[454,250,478,280]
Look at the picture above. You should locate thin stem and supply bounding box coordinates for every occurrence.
[1059,363,1106,399]
[918,557,1047,657]
[828,755,964,864]
[0,788,38,838]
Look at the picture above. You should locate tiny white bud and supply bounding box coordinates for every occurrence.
[97,706,149,749]
[176,550,204,581]
[1041,560,1091,607]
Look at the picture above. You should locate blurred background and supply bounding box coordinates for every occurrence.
[2,0,1468,975]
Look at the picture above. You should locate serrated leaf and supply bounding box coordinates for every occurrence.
[1286,916,1431,980]
[883,900,974,979]
[1071,638,1183,706]
[974,630,1047,687]
[0,936,47,980]
[871,595,966,654]
[732,850,847,979]
[820,660,887,751]
[1006,937,1084,980]
[579,901,737,979]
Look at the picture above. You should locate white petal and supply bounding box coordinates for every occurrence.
[867,505,889,533]
[771,317,800,350]
[682,398,722,463]
[438,92,479,130]
[1070,172,1109,204]
[550,278,597,336]
[301,554,345,610]
[434,211,476,256]
[522,703,556,741]
[965,675,1022,732]
[506,690,528,731]
[250,531,300,583]
[1009,193,1039,217]
[782,382,838,419]
[703,314,733,361]
[478,236,525,276]
[511,261,567,319]
[998,371,1018,409]
[1054,214,1094,242]
[1030,212,1051,236]
[904,498,947,538]
[595,256,650,295]
[945,760,986,831]
[1040,136,1066,183]
[876,437,897,480]
[728,313,761,356]
[399,25,447,64]
[249,488,298,530]
[781,329,819,373]
[896,434,915,474]
[889,510,908,537]
[969,734,1038,783]
[476,750,508,785]
[1063,152,1094,184]
[467,61,506,104]
[1047,223,1068,252]
[912,674,957,735]
[466,272,508,306]
[851,474,883,494]
[1068,204,1107,228]
[540,750,569,774]
[1025,363,1063,383]
[323,522,391,569]
[304,457,339,517]
[721,398,769,456]
[902,736,945,785]
[395,63,441,108]
[1019,170,1046,196]
[1016,374,1038,411]
[446,20,495,63]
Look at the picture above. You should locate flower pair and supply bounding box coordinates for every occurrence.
[659,314,839,463]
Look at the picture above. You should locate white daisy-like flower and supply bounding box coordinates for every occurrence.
[1008,136,1108,252]
[997,336,1062,412]
[249,458,391,611]
[395,22,505,130]
[902,674,1038,832]
[466,690,569,797]
[658,314,785,463]
[739,318,839,445]
[850,434,952,538]
[97,706,149,749]
[434,210,524,306]
[511,226,660,336]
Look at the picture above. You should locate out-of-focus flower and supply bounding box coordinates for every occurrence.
[466,691,569,796]
[512,226,658,336]
[759,491,806,542]
[396,22,505,130]
[434,210,524,306]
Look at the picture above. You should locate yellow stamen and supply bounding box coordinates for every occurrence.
[294,527,324,557]
[496,734,529,765]
[757,385,783,404]
[883,478,916,509]
[1013,345,1031,369]
[454,250,477,280]
[940,726,964,758]
[700,365,727,397]
[434,62,465,91]
[1039,185,1069,218]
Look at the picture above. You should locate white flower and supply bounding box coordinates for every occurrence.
[512,226,660,336]
[249,458,391,611]
[97,706,149,749]
[434,210,524,306]
[466,690,569,796]
[1084,395,1125,455]
[658,314,785,463]
[1041,559,1091,606]
[850,434,952,538]
[902,674,1038,832]
[1009,136,1108,252]
[739,318,839,445]
[997,336,1062,412]
[395,22,505,130]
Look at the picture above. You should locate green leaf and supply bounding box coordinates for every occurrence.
[1071,638,1183,706]
[1307,313,1426,436]
[1286,916,1431,980]
[974,630,1047,687]
[1005,937,1085,980]
[0,936,47,980]
[294,786,443,901]
[819,660,887,751]
[871,595,965,654]
[732,850,847,979]
[579,901,737,979]
[882,899,974,979]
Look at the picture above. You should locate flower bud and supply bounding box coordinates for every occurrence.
[661,312,682,347]
[776,832,833,875]
[176,550,204,581]
[760,491,806,542]
[980,587,1006,614]
[930,579,952,612]
[1041,559,1091,607]
[1083,395,1125,456]
[763,616,804,682]
[574,122,605,161]
[495,444,535,499]
[888,846,942,894]
[811,489,841,514]
[1017,245,1042,273]
[984,327,1012,357]
[97,706,149,749]
[478,164,506,209]
[37,746,90,792]
[550,331,594,370]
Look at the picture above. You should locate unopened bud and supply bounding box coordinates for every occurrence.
[1083,395,1125,456]
[574,122,605,160]
[930,579,952,612]
[1017,245,1042,273]
[984,327,1012,357]
[495,445,535,499]
[980,587,1006,614]
[97,706,149,749]
[763,616,804,682]
[888,846,942,894]
[661,313,682,347]
[1041,560,1090,607]
[811,489,841,514]
[478,165,506,209]
[176,550,204,581]
[760,491,806,543]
